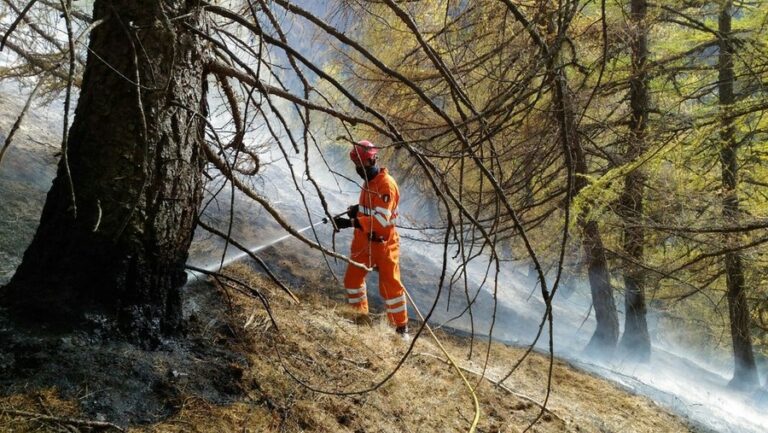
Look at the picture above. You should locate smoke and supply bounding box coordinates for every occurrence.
[3,75,765,433]
[192,138,768,433]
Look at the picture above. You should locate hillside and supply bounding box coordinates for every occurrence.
[4,0,768,430]
[0,261,697,433]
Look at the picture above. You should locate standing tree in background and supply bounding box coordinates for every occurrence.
[543,4,620,354]
[717,0,758,389]
[618,0,651,361]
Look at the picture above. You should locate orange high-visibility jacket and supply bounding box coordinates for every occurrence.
[344,168,408,326]
[354,167,399,246]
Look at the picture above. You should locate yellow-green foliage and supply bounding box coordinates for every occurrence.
[311,0,768,358]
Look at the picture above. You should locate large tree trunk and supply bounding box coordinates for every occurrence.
[534,0,620,354]
[718,1,758,389]
[551,57,619,354]
[618,0,651,361]
[1,0,207,346]
[580,218,620,352]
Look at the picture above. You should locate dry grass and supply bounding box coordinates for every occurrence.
[0,262,694,432]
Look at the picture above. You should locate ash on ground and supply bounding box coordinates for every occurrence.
[0,279,248,427]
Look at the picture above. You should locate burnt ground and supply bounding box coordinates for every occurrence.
[0,278,247,427]
[2,260,700,433]
[0,135,251,428]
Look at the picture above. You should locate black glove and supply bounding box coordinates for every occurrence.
[347,204,359,219]
[333,216,353,230]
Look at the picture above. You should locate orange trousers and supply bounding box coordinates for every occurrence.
[343,236,408,327]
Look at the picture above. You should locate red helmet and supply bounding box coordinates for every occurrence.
[349,140,378,164]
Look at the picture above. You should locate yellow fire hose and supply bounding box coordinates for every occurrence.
[403,288,481,432]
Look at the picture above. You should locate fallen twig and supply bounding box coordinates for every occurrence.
[186,264,280,331]
[414,352,565,423]
[1,408,125,432]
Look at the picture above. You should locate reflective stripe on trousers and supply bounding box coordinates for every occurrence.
[343,244,408,327]
[346,285,368,310]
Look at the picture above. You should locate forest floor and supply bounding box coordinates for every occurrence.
[0,260,702,433]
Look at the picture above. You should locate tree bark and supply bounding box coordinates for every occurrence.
[1,0,207,346]
[618,0,651,362]
[551,58,619,354]
[718,1,758,389]
[580,217,620,353]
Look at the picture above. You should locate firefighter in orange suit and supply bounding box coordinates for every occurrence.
[333,140,409,336]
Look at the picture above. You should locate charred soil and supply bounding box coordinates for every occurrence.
[0,279,247,428]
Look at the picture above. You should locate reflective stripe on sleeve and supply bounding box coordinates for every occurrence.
[374,214,389,227]
[375,206,392,217]
[360,206,398,228]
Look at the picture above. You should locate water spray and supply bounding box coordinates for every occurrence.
[191,211,346,275]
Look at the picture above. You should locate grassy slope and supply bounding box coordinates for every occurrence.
[0,262,694,433]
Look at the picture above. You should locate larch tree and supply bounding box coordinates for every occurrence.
[0,0,360,345]
[717,0,758,389]
[2,0,208,344]
[539,1,620,353]
[617,0,651,361]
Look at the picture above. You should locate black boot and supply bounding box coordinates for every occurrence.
[395,325,410,341]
